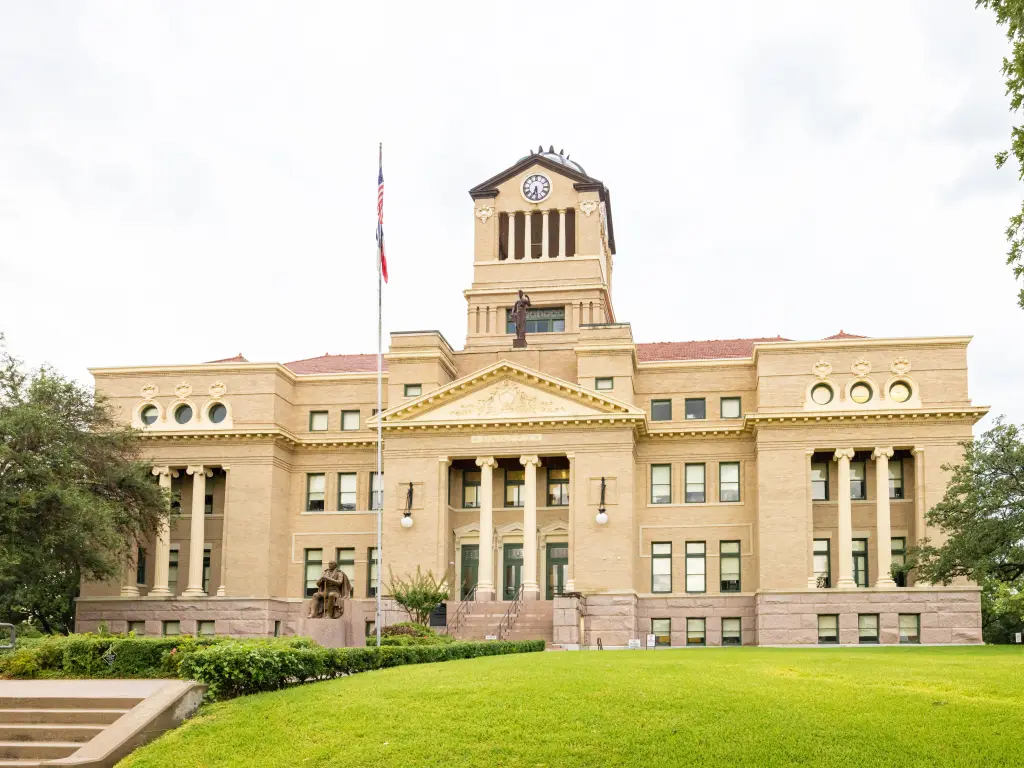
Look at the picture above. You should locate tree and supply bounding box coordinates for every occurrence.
[913,419,1024,642]
[0,338,168,633]
[386,566,449,626]
[978,0,1024,307]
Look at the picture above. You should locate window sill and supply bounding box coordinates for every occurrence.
[646,501,747,509]
[300,509,376,516]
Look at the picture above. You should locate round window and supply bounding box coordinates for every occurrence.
[208,403,227,424]
[889,381,912,403]
[174,404,193,424]
[140,405,158,425]
[850,382,873,404]
[810,383,834,405]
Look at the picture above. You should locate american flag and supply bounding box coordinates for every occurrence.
[376,146,388,283]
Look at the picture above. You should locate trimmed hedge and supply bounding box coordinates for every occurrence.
[179,639,546,700]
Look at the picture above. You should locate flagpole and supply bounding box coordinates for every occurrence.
[375,142,384,649]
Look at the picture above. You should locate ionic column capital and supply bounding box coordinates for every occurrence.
[151,466,179,479]
[556,208,566,214]
[519,455,541,468]
[186,465,213,478]
[833,448,856,462]
[911,445,925,456]
[871,446,895,461]
[438,456,452,467]
[475,456,497,469]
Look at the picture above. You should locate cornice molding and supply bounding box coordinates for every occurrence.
[91,362,387,384]
[744,406,989,428]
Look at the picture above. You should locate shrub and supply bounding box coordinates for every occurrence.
[380,622,437,638]
[379,634,455,647]
[387,567,449,625]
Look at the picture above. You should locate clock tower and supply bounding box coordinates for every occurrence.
[463,147,617,351]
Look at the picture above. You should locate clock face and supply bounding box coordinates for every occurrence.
[522,173,551,202]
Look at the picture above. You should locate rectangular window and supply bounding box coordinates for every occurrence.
[595,377,614,391]
[899,614,920,644]
[136,546,146,585]
[162,620,180,636]
[204,493,214,515]
[651,542,672,593]
[168,549,179,593]
[811,462,829,501]
[505,469,525,507]
[685,541,706,593]
[365,620,376,638]
[309,411,328,431]
[817,614,839,644]
[202,545,211,593]
[506,307,565,333]
[685,464,705,503]
[338,473,357,510]
[889,459,904,499]
[198,620,216,637]
[651,464,672,504]
[652,618,671,647]
[404,383,422,397]
[719,462,740,502]
[686,617,706,646]
[858,614,879,644]
[128,620,146,636]
[547,468,569,507]
[720,541,741,592]
[341,410,360,431]
[274,621,281,637]
[651,399,672,421]
[367,547,379,598]
[336,547,355,594]
[720,397,741,419]
[684,398,706,420]
[853,538,868,588]
[850,461,867,500]
[304,548,322,597]
[813,539,831,588]
[306,473,326,512]
[369,472,383,510]
[722,617,742,646]
[463,470,481,508]
[891,537,907,588]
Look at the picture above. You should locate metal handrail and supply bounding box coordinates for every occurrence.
[0,622,15,650]
[444,584,477,636]
[496,584,524,640]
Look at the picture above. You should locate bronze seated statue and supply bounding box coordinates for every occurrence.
[306,561,353,619]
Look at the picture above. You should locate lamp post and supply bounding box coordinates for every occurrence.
[595,476,608,525]
[401,481,414,528]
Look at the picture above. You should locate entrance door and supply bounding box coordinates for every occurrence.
[460,544,479,599]
[546,543,568,599]
[503,543,523,600]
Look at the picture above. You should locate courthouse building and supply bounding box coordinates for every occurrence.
[78,149,987,647]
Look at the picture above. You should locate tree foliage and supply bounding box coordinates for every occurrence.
[0,338,168,633]
[386,566,449,626]
[978,0,1024,306]
[914,419,1024,642]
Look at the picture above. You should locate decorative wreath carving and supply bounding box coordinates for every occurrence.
[811,359,833,379]
[890,357,911,376]
[850,358,871,377]
[475,206,494,225]
[141,383,158,399]
[209,381,227,398]
[579,200,598,217]
[174,382,193,399]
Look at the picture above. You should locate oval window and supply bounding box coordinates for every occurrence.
[208,403,227,424]
[810,383,834,405]
[140,405,158,425]
[174,404,193,424]
[850,382,873,404]
[889,381,911,403]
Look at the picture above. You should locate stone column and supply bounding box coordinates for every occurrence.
[565,452,576,592]
[475,457,497,601]
[524,210,533,258]
[149,467,177,597]
[507,211,516,260]
[120,543,140,597]
[520,455,541,600]
[805,450,817,588]
[872,447,896,588]
[541,210,550,258]
[438,457,452,577]
[557,209,566,257]
[183,465,212,597]
[216,466,230,596]
[833,449,857,589]
[912,446,929,587]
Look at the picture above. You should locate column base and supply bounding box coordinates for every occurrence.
[148,586,173,598]
[834,578,857,589]
[120,586,140,597]
[873,577,897,589]
[216,586,227,597]
[475,586,496,602]
[806,577,818,589]
[522,584,541,601]
[181,587,207,598]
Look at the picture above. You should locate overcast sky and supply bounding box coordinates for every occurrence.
[1,1,1021,429]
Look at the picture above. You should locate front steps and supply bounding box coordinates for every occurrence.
[0,696,135,766]
[448,599,554,645]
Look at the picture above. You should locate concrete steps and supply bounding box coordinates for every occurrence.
[449,600,554,644]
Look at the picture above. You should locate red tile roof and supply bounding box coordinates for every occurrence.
[205,353,249,363]
[636,337,790,362]
[822,330,866,340]
[284,353,383,374]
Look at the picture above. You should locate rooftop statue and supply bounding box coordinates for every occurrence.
[511,289,531,349]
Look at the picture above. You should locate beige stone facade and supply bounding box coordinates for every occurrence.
[78,149,987,648]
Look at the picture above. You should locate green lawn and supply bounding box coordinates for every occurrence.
[120,647,1023,768]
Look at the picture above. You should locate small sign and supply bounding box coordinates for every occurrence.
[628,638,642,650]
[1016,633,1022,644]
[485,634,497,641]
[646,634,656,649]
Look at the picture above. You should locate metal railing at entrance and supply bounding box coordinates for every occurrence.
[496,584,524,640]
[444,584,477,636]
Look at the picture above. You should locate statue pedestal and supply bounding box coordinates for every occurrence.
[512,338,527,348]
[297,618,349,648]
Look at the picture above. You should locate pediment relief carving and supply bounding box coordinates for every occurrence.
[416,378,601,422]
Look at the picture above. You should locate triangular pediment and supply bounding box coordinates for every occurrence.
[469,154,602,199]
[376,361,644,428]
